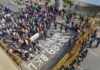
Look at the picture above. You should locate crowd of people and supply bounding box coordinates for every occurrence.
[0,2,70,61]
[66,44,89,70]
[0,3,56,60]
[0,2,99,62]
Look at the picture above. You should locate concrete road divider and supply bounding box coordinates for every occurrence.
[0,42,22,65]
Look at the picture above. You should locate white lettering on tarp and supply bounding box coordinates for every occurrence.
[55,41,64,48]
[46,48,56,55]
[33,54,49,67]
[51,45,60,51]
[34,57,43,67]
[28,63,37,70]
[40,54,49,62]
[27,36,69,70]
[27,46,60,70]
[28,54,49,70]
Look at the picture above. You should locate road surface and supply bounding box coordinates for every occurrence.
[0,48,20,70]
[76,27,100,70]
[0,0,25,12]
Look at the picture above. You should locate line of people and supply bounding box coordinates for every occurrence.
[89,29,100,48]
[66,42,89,70]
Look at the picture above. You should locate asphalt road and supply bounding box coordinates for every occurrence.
[76,47,100,70]
[76,27,100,70]
[0,0,25,12]
[0,1,100,70]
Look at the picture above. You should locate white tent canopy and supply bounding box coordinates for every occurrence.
[79,0,100,6]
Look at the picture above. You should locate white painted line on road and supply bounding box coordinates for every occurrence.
[89,50,99,57]
[77,66,84,70]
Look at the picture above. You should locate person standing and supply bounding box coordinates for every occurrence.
[64,25,67,32]
[96,38,100,48]
[60,25,63,31]
[43,29,47,39]
[66,65,72,70]
[89,30,97,48]
[54,22,57,29]
[50,32,53,38]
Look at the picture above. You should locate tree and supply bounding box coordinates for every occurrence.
[63,0,74,4]
[63,0,74,8]
[63,2,68,8]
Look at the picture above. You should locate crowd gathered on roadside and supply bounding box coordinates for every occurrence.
[0,3,66,60]
[0,2,99,61]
